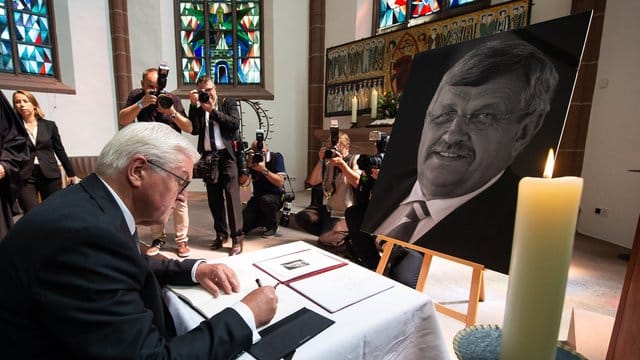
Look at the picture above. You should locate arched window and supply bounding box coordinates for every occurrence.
[0,0,71,93]
[176,0,271,99]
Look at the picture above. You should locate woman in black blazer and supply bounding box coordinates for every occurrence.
[12,90,78,213]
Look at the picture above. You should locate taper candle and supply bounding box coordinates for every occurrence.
[370,88,378,119]
[351,96,358,124]
[499,149,583,360]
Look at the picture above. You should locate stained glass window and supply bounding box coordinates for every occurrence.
[178,0,262,86]
[377,0,488,33]
[0,0,55,77]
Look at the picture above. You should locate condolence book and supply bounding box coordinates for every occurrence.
[254,249,393,313]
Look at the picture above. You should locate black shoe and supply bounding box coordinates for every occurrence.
[146,239,165,256]
[210,238,226,250]
[261,228,277,238]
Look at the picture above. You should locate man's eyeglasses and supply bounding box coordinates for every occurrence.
[427,111,512,130]
[147,159,190,194]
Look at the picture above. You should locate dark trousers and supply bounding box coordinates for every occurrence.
[205,151,243,244]
[18,165,62,214]
[345,204,381,270]
[294,204,327,236]
[242,193,282,234]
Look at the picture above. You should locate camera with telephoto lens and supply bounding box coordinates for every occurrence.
[354,131,389,205]
[356,131,389,173]
[154,63,174,109]
[279,200,292,227]
[252,130,266,163]
[323,122,340,159]
[234,138,249,179]
[279,186,296,227]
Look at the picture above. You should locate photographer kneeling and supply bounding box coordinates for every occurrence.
[295,126,361,251]
[241,134,287,238]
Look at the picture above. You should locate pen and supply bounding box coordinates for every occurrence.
[255,278,263,287]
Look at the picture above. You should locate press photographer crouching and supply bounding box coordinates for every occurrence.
[295,123,361,252]
[241,131,288,238]
[345,131,388,269]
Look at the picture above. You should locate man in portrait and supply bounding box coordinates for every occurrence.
[360,13,591,287]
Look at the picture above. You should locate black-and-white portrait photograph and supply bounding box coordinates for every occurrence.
[360,12,591,287]
[282,259,311,271]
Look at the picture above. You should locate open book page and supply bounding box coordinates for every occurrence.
[253,249,346,283]
[287,264,394,313]
[168,265,299,330]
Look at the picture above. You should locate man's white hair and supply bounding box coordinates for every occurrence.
[96,122,199,177]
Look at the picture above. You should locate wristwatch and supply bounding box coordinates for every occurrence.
[170,112,178,119]
[263,169,269,176]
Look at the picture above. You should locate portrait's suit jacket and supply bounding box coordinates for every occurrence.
[370,168,520,274]
[0,174,252,359]
[189,97,240,160]
[20,118,76,179]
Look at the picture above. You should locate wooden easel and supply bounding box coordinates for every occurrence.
[375,234,485,327]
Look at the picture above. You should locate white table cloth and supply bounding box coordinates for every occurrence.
[169,241,449,360]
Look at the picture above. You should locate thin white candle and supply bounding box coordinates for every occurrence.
[351,96,358,124]
[499,149,583,359]
[370,88,378,119]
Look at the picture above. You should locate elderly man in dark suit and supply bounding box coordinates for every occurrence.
[189,76,245,255]
[361,39,559,287]
[0,122,277,359]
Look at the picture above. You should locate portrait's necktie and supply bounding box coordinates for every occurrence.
[387,200,429,241]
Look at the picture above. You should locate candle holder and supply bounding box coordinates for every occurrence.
[452,325,586,360]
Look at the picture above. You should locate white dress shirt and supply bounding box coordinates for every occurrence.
[375,171,504,243]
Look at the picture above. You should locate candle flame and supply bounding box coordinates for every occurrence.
[543,148,555,179]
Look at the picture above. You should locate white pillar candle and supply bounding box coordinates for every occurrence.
[351,95,358,124]
[370,88,378,119]
[499,150,583,360]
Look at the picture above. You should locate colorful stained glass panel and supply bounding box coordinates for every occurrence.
[410,0,441,19]
[181,57,205,83]
[238,57,259,84]
[18,43,52,75]
[12,0,48,15]
[178,1,262,86]
[1,0,55,76]
[379,0,407,29]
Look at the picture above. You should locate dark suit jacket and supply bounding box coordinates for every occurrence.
[20,119,76,180]
[189,97,240,160]
[368,169,520,274]
[0,174,252,358]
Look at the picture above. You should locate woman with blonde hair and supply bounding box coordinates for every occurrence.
[13,90,78,213]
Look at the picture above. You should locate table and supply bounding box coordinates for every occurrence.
[169,241,448,359]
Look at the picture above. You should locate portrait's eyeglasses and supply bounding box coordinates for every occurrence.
[146,159,190,194]
[427,111,512,130]
[203,87,215,93]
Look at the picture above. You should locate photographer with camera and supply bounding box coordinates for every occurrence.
[188,76,244,256]
[241,132,287,238]
[295,124,361,251]
[118,65,193,258]
[345,131,388,269]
